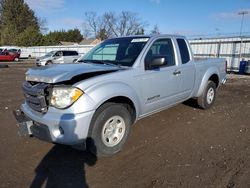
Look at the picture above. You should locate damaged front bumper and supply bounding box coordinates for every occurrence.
[13,103,95,150]
[13,109,52,142]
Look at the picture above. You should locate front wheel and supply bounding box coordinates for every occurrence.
[46,60,52,65]
[87,103,132,157]
[197,81,217,109]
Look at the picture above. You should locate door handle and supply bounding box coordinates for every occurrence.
[173,70,181,75]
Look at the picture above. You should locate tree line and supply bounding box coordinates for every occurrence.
[0,0,160,47]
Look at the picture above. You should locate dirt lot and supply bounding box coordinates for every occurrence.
[0,62,250,188]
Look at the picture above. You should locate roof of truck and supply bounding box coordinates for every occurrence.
[109,34,186,40]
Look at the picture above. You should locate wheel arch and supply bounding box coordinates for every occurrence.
[195,67,220,97]
[87,94,137,138]
[208,74,219,88]
[83,81,141,120]
[100,96,136,124]
[46,60,53,65]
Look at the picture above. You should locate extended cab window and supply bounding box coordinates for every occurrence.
[177,39,190,64]
[145,38,175,68]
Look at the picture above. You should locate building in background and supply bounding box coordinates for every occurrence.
[79,39,101,45]
[189,36,250,72]
[58,41,79,45]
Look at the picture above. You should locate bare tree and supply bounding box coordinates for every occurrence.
[82,22,91,39]
[117,11,141,36]
[83,11,147,39]
[84,12,101,38]
[150,25,160,35]
[102,12,117,37]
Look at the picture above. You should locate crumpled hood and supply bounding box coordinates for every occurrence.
[26,63,123,83]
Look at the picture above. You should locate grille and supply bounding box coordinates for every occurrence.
[22,81,49,113]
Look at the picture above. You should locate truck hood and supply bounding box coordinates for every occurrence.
[26,63,123,83]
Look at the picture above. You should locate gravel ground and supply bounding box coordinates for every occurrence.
[0,62,250,188]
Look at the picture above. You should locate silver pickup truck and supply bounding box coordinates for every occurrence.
[14,35,226,156]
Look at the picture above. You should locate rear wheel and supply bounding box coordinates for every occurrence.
[197,81,217,109]
[87,103,132,157]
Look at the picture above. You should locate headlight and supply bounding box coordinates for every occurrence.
[50,87,83,109]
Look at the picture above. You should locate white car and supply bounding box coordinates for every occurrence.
[36,50,80,66]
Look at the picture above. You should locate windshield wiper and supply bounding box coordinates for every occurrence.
[82,60,120,67]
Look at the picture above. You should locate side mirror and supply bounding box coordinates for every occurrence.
[145,56,166,70]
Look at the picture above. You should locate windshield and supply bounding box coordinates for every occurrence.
[80,37,149,67]
[44,51,55,57]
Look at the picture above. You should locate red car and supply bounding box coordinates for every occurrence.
[0,51,20,61]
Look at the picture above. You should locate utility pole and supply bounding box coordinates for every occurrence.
[215,28,221,58]
[238,11,248,60]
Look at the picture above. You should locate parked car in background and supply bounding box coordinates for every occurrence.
[36,50,80,66]
[19,48,32,59]
[0,50,20,61]
[0,47,21,61]
[8,48,21,55]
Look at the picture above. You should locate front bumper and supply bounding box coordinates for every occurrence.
[14,109,53,142]
[221,77,227,85]
[14,103,95,148]
[14,109,34,137]
[36,60,46,66]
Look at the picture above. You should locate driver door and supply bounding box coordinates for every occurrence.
[137,38,182,116]
[53,51,63,64]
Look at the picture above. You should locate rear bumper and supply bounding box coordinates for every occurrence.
[14,103,95,148]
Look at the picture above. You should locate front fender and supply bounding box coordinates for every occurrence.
[195,67,219,97]
[84,81,141,118]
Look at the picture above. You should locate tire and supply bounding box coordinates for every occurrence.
[0,64,8,68]
[14,57,19,62]
[87,103,132,157]
[46,60,52,65]
[197,81,217,109]
[73,59,77,63]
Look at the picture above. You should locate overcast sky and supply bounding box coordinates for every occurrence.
[24,0,250,37]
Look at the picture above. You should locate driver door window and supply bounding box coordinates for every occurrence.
[145,39,175,68]
[54,51,62,57]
